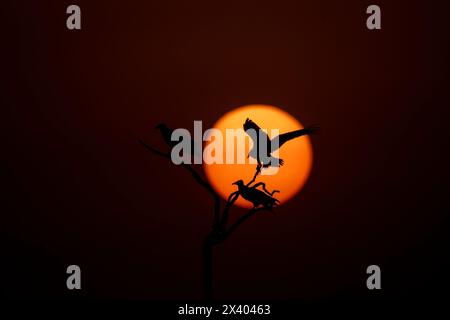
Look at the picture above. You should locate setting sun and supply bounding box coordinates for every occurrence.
[203,105,313,208]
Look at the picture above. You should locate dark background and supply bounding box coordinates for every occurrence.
[2,0,449,299]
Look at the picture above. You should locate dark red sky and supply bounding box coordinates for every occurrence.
[2,0,449,299]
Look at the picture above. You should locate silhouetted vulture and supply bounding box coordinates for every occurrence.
[232,180,279,209]
[243,118,317,168]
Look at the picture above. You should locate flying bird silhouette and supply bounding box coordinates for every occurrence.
[243,118,317,168]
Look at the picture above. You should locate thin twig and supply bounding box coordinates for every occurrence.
[138,139,170,158]
[246,165,261,187]
[252,182,279,197]
[140,139,272,234]
[219,192,239,230]
[139,137,276,300]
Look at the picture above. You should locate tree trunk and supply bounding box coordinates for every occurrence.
[202,238,214,300]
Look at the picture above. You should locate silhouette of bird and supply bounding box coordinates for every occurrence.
[232,180,279,209]
[156,123,201,161]
[243,118,317,168]
[156,123,176,147]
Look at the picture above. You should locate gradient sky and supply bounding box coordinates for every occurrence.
[2,0,449,299]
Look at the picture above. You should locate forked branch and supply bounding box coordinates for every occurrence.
[138,139,221,228]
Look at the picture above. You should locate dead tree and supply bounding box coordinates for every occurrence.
[139,139,276,300]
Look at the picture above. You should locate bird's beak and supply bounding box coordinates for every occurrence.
[232,181,238,185]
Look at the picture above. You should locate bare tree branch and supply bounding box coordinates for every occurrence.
[138,139,170,158]
[225,207,270,237]
[138,139,221,227]
[219,191,239,230]
[139,136,275,300]
[246,165,261,187]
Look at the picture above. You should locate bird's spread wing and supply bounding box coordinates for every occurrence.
[243,118,270,147]
[272,126,318,151]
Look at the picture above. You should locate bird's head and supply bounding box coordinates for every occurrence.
[232,180,244,187]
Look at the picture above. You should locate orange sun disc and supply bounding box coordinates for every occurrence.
[203,104,313,208]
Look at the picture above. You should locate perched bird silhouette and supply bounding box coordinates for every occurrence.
[156,123,176,147]
[156,123,201,161]
[243,118,317,168]
[232,180,279,209]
